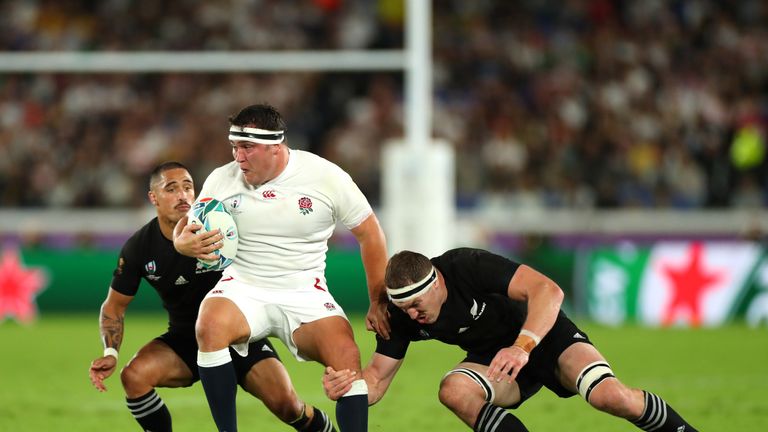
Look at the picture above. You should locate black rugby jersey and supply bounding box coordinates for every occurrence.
[376,247,567,359]
[111,218,222,333]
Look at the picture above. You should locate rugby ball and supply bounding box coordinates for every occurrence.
[188,197,238,271]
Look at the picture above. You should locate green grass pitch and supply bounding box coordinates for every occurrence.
[1,313,766,431]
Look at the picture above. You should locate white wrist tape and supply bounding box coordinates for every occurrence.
[519,329,542,346]
[103,347,119,359]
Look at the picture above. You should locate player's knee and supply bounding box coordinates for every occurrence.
[120,361,152,392]
[439,371,487,411]
[324,338,361,371]
[195,299,244,348]
[337,340,361,362]
[588,381,637,417]
[194,314,231,348]
[438,377,463,410]
[194,318,212,345]
[576,361,643,417]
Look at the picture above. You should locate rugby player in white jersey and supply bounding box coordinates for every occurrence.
[89,162,336,432]
[173,104,389,432]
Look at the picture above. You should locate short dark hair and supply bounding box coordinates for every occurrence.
[229,104,287,132]
[385,250,433,289]
[148,161,189,190]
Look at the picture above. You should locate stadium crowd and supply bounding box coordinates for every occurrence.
[1,0,767,210]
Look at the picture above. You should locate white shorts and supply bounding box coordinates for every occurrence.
[205,270,348,361]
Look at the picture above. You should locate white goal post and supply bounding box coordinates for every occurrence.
[0,0,458,255]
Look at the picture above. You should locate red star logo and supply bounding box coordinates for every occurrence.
[0,249,47,323]
[660,243,724,327]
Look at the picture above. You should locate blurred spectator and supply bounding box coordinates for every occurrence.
[0,0,766,210]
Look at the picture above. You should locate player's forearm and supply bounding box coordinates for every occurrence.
[364,353,402,405]
[519,279,563,341]
[362,368,389,405]
[99,301,125,351]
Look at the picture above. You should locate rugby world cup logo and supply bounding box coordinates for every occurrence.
[145,261,156,274]
[226,194,243,214]
[298,197,313,215]
[144,260,161,280]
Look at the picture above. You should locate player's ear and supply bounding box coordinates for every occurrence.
[148,191,158,206]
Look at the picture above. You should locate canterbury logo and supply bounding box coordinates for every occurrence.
[262,190,276,199]
[314,278,326,291]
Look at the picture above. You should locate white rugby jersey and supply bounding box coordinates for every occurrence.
[197,149,373,286]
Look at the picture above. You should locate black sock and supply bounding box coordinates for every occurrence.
[632,391,698,432]
[474,402,528,432]
[290,405,336,432]
[126,389,172,432]
[336,394,368,432]
[198,349,238,432]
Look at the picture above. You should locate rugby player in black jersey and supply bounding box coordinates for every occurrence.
[323,248,698,432]
[89,162,335,432]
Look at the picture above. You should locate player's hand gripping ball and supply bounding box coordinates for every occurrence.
[188,197,238,270]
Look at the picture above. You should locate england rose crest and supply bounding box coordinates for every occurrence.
[298,197,313,215]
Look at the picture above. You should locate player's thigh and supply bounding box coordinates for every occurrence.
[292,316,360,370]
[555,342,610,393]
[444,362,522,408]
[124,339,194,388]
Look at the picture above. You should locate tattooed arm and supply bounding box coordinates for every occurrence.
[89,288,133,392]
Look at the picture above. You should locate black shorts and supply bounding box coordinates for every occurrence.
[156,331,280,386]
[462,314,592,408]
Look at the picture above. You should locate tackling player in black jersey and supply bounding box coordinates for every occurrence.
[324,248,698,432]
[89,162,335,432]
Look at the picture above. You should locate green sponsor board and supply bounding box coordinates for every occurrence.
[584,244,651,325]
[0,246,369,318]
[584,241,768,327]
[7,241,768,327]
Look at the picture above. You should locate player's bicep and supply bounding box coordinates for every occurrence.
[506,264,557,301]
[349,212,378,240]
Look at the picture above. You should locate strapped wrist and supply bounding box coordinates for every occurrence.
[513,329,541,354]
[104,347,119,360]
[519,329,542,345]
